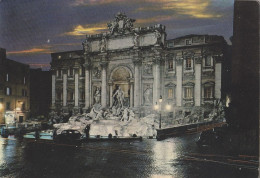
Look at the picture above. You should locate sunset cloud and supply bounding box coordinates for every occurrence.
[72,0,222,19]
[7,43,80,56]
[63,15,175,37]
[7,48,51,55]
[63,23,107,36]
[137,0,222,19]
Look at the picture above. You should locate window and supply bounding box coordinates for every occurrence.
[6,73,8,81]
[205,56,212,67]
[168,88,173,98]
[204,86,213,99]
[68,92,74,101]
[186,39,191,45]
[56,92,62,100]
[6,102,10,110]
[22,103,25,110]
[186,58,192,70]
[81,91,85,100]
[22,89,27,97]
[69,68,73,76]
[6,87,11,96]
[184,87,193,99]
[81,66,85,76]
[168,42,174,48]
[23,77,26,84]
[168,60,173,71]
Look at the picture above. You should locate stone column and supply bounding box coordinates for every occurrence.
[152,60,161,104]
[130,79,134,108]
[109,81,113,107]
[214,56,222,99]
[176,59,183,106]
[195,57,202,106]
[62,69,67,107]
[74,68,79,107]
[84,54,91,111]
[51,71,56,107]
[101,62,108,108]
[134,61,141,107]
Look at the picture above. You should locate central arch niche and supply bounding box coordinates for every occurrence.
[110,66,132,107]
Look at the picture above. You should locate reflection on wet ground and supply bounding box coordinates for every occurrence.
[0,134,258,178]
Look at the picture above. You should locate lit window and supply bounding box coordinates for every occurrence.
[6,87,11,96]
[168,88,173,98]
[6,73,8,81]
[186,58,192,69]
[184,87,193,99]
[204,86,213,99]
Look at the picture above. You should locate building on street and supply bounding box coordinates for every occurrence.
[0,48,30,124]
[50,13,228,121]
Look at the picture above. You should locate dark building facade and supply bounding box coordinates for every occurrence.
[30,68,51,119]
[231,0,259,129]
[50,13,228,122]
[0,48,30,124]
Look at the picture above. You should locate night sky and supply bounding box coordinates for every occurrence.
[0,0,233,70]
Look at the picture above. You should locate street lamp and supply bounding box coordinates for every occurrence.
[155,96,172,129]
[159,95,162,129]
[166,102,171,111]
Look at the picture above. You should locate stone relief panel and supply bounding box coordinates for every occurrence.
[92,65,101,79]
[143,62,153,76]
[143,85,153,106]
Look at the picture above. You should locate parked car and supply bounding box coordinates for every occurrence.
[54,130,82,144]
[196,129,223,147]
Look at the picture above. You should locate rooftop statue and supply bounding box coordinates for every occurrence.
[107,12,136,35]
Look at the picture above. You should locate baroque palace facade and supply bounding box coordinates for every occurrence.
[50,13,227,119]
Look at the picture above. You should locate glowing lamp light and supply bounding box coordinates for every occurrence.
[15,107,21,111]
[159,95,163,103]
[154,102,159,110]
[166,104,171,111]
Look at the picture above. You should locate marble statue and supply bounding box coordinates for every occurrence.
[133,33,139,47]
[112,86,124,108]
[100,37,106,52]
[144,87,152,105]
[155,30,162,45]
[94,87,101,104]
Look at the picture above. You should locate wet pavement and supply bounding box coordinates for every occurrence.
[0,134,258,178]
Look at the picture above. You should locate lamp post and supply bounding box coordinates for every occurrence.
[154,96,172,129]
[158,95,162,129]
